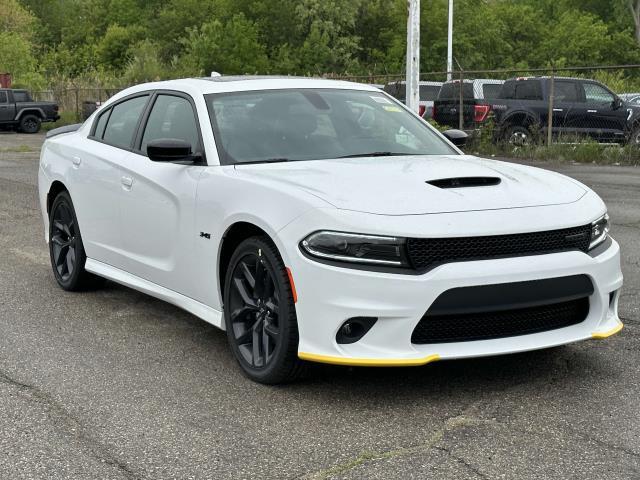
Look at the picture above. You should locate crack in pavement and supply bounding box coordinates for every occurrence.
[296,415,494,480]
[433,445,488,479]
[0,369,144,480]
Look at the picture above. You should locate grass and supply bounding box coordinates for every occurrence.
[42,110,80,132]
[0,145,36,153]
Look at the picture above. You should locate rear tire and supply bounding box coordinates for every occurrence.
[505,124,535,146]
[223,236,305,384]
[48,191,103,291]
[19,114,41,134]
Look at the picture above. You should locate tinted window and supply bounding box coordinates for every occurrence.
[141,95,199,153]
[482,83,502,99]
[583,83,614,104]
[93,109,110,139]
[419,85,441,101]
[207,89,456,165]
[0,91,7,103]
[103,95,148,148]
[514,81,542,100]
[13,91,30,102]
[384,83,405,101]
[554,81,581,102]
[438,82,474,99]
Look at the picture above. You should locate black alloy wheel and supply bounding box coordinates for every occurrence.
[224,236,304,384]
[20,114,41,134]
[48,191,102,291]
[51,200,77,282]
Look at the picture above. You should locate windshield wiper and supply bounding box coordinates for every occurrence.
[338,152,414,158]
[235,158,291,165]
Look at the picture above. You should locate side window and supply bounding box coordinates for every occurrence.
[0,91,7,103]
[93,108,110,139]
[584,83,614,104]
[141,95,199,154]
[103,95,148,149]
[554,81,581,103]
[514,81,542,100]
[13,91,30,102]
[482,83,502,99]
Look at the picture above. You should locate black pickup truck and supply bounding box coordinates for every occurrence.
[491,77,635,144]
[0,89,60,133]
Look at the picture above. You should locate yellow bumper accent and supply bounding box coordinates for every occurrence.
[591,320,624,339]
[298,352,441,367]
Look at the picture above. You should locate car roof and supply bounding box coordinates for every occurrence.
[113,76,380,97]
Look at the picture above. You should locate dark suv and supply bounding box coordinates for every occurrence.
[432,79,504,130]
[492,77,634,144]
[0,89,60,133]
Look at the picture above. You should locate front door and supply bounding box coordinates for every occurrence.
[0,91,15,122]
[581,81,628,142]
[118,92,205,296]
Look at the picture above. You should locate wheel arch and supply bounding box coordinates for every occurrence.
[15,108,45,121]
[218,221,273,299]
[502,111,539,130]
[47,180,69,215]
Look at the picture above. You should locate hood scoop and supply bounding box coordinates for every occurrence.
[426,176,501,189]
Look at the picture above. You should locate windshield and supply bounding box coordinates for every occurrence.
[205,89,456,165]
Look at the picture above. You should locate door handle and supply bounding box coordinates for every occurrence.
[553,108,563,112]
[72,156,81,167]
[587,109,598,113]
[121,176,133,188]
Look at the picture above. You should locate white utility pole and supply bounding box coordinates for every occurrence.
[447,0,453,81]
[406,0,420,113]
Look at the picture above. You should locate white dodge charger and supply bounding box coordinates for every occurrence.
[38,76,623,383]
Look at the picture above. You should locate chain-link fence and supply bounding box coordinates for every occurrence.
[31,88,124,122]
[327,64,640,164]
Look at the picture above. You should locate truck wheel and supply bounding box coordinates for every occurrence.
[506,125,534,146]
[19,114,42,134]
[629,126,640,146]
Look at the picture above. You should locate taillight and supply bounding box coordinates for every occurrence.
[418,105,426,117]
[474,104,490,122]
[53,105,59,112]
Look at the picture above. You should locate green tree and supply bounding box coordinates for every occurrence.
[180,13,269,75]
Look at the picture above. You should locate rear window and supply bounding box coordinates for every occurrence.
[384,83,405,101]
[0,91,7,103]
[498,80,542,100]
[13,91,30,102]
[438,82,474,100]
[419,85,441,101]
[482,84,502,99]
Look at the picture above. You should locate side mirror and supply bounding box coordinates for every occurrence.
[147,138,202,163]
[612,97,623,110]
[442,129,468,147]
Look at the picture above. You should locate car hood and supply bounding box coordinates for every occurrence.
[234,155,587,215]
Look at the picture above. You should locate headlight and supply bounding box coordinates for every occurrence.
[589,213,609,250]
[300,231,409,267]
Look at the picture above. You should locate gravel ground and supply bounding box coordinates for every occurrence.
[0,132,638,479]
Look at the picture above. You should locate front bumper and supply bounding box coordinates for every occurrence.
[286,232,623,367]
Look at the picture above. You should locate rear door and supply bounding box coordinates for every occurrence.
[118,91,205,294]
[581,81,627,141]
[551,80,587,138]
[0,90,15,122]
[72,94,150,267]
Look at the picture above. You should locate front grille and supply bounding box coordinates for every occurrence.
[411,297,589,344]
[406,224,592,271]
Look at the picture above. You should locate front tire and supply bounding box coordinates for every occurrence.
[48,191,102,291]
[19,114,41,134]
[223,236,305,384]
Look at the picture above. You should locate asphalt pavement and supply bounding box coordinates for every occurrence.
[0,132,638,479]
